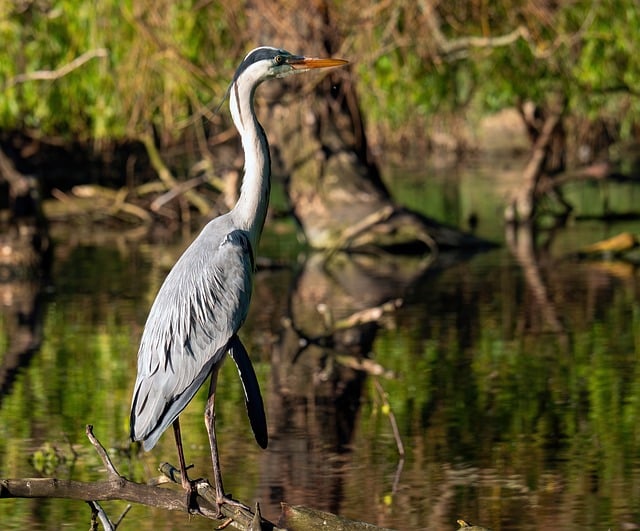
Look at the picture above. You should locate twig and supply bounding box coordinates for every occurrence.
[88,500,115,531]
[85,425,120,478]
[114,505,133,528]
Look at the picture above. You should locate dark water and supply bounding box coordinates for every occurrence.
[1,160,640,530]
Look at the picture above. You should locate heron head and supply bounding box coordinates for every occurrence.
[232,46,348,87]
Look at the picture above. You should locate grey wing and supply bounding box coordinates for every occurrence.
[130,227,254,450]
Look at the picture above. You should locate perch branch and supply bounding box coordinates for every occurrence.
[0,427,276,530]
[0,427,392,530]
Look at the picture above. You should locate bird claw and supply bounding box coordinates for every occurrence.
[214,493,251,518]
[183,479,201,514]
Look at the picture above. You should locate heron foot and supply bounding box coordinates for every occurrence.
[177,468,203,514]
[214,493,251,519]
[181,477,203,514]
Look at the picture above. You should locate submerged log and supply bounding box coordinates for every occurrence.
[279,503,395,530]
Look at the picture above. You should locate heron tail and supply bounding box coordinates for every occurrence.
[228,335,268,449]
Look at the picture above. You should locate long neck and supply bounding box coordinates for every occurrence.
[229,79,271,253]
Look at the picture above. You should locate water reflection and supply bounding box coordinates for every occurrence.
[1,190,640,529]
[262,250,429,517]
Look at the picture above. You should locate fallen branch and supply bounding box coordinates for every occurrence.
[71,185,152,224]
[0,425,277,530]
[1,426,394,530]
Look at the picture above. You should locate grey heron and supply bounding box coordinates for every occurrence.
[129,46,347,512]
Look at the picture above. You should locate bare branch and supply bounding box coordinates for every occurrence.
[5,49,109,88]
[420,0,530,60]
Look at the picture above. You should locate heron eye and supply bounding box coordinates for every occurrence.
[274,55,284,65]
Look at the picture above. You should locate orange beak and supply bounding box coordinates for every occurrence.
[289,56,349,70]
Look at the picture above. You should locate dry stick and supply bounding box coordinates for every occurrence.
[86,425,120,477]
[85,425,131,529]
[88,500,115,531]
[150,174,210,212]
[113,505,133,528]
[325,205,395,255]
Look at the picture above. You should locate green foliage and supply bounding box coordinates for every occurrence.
[0,0,245,142]
[354,0,640,142]
[1,0,640,150]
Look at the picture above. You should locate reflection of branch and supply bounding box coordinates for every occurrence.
[331,298,403,330]
[5,49,108,88]
[287,298,403,363]
[335,355,395,378]
[505,224,569,345]
[373,379,405,457]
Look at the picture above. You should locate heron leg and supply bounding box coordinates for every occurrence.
[205,365,249,516]
[172,418,198,512]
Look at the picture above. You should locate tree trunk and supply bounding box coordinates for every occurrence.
[505,97,567,223]
[245,0,487,252]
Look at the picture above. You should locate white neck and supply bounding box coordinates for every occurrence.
[229,77,271,254]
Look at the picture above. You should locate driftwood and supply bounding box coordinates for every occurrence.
[0,425,394,531]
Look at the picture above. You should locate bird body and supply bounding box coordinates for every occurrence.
[129,46,347,509]
[130,213,254,450]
